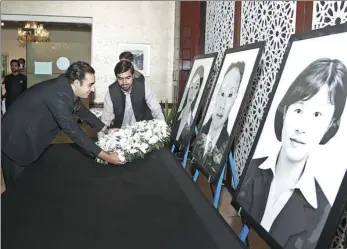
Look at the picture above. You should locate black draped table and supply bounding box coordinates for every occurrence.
[2,144,245,249]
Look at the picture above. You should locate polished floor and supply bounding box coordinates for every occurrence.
[1,125,269,249]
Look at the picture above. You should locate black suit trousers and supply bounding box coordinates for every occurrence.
[1,151,25,190]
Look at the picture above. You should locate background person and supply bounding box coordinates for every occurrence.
[2,59,27,110]
[119,51,145,82]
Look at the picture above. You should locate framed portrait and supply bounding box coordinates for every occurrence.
[170,53,218,149]
[117,43,150,76]
[191,42,265,184]
[233,24,347,249]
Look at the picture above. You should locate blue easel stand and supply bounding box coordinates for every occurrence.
[181,143,190,169]
[172,130,250,243]
[171,144,175,153]
[228,152,249,243]
[193,153,232,209]
[239,224,250,243]
[171,143,190,168]
[171,126,199,168]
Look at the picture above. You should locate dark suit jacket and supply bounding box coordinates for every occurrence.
[237,157,331,249]
[134,70,145,82]
[1,74,105,166]
[171,109,193,148]
[192,118,229,183]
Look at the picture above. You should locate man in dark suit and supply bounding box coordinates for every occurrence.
[1,61,123,190]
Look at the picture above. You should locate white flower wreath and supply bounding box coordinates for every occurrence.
[95,119,171,164]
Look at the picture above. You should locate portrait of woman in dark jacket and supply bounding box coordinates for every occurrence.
[237,58,347,249]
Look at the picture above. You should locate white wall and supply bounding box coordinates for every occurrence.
[1,1,177,102]
[1,29,26,71]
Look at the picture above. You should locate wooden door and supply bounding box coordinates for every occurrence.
[178,1,206,103]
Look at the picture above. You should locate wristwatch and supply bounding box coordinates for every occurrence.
[101,126,110,135]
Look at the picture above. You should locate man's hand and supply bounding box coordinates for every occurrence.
[98,151,125,165]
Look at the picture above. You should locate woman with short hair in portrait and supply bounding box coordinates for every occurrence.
[193,61,245,182]
[237,58,347,249]
[172,65,204,144]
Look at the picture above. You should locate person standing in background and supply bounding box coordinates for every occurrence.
[18,58,27,75]
[2,59,27,110]
[119,51,145,82]
[1,73,5,116]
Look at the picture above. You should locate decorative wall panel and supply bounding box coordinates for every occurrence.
[312,2,347,248]
[205,1,235,67]
[312,1,347,29]
[235,1,296,176]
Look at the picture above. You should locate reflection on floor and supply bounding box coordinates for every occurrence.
[1,124,269,249]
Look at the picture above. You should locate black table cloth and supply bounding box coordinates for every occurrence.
[2,144,245,249]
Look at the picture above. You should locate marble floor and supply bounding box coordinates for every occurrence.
[1,125,269,249]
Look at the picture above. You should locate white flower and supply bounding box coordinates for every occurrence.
[94,119,169,164]
[149,135,159,144]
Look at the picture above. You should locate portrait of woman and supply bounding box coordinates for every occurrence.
[192,62,245,183]
[236,58,347,249]
[171,65,204,144]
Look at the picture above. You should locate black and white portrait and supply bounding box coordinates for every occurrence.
[129,50,144,70]
[192,44,264,183]
[171,54,217,148]
[235,27,347,249]
[118,43,150,76]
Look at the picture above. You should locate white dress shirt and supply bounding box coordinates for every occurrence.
[259,147,318,232]
[203,131,219,156]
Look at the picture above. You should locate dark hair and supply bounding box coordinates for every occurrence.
[10,59,19,66]
[119,51,134,62]
[65,61,95,85]
[191,65,204,81]
[224,61,245,79]
[114,60,134,76]
[274,58,347,144]
[18,58,25,64]
[181,65,205,112]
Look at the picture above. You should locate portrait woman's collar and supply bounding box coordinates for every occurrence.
[258,145,319,209]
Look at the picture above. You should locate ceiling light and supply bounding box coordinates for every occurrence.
[17,21,50,47]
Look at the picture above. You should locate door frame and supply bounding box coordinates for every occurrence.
[1,14,92,24]
[2,14,94,105]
